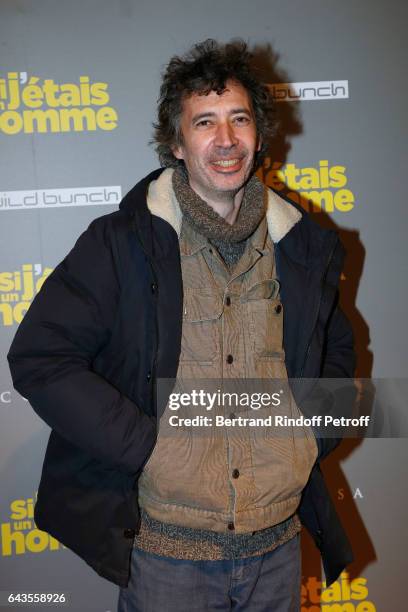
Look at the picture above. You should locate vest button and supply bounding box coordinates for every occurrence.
[232,469,240,479]
[146,371,152,382]
[151,282,157,293]
[208,248,213,254]
[123,528,135,539]
[225,296,231,306]
[275,303,282,314]
[226,354,233,364]
[227,521,235,531]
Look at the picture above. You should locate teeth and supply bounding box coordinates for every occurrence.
[212,159,240,167]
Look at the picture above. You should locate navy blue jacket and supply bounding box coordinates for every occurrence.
[8,168,355,588]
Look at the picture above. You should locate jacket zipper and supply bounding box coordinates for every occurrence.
[299,236,338,379]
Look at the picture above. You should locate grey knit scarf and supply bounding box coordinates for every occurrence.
[172,167,266,268]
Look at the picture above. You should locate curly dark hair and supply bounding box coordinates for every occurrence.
[153,39,276,169]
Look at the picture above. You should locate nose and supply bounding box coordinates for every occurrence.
[214,121,238,149]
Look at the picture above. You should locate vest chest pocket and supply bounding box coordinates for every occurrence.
[242,278,284,358]
[180,289,223,364]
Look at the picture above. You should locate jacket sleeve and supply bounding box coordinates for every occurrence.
[7,216,156,476]
[322,303,356,379]
[317,302,357,460]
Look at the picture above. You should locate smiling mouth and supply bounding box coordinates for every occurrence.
[211,158,241,168]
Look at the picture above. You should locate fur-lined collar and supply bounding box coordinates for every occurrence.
[146,168,301,244]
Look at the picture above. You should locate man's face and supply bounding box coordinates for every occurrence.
[172,80,261,201]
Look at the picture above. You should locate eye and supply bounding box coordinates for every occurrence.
[234,115,251,125]
[195,119,213,128]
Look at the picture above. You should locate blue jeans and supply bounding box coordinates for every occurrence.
[117,533,301,611]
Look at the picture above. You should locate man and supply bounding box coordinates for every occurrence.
[8,40,355,611]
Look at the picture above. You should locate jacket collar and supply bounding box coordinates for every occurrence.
[179,218,207,256]
[146,168,302,245]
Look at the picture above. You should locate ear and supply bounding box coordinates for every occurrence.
[172,144,184,160]
[256,134,262,152]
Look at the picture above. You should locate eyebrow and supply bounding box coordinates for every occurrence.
[191,108,252,123]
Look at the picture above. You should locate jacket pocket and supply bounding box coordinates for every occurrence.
[251,389,318,508]
[242,279,283,358]
[180,288,223,364]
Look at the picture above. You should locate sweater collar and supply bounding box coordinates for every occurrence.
[179,214,270,258]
